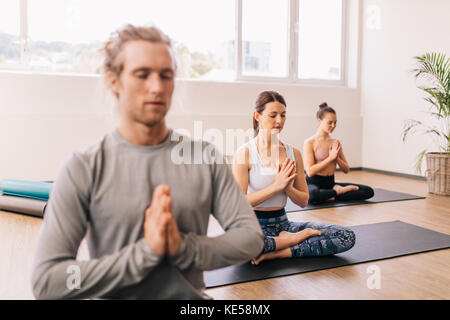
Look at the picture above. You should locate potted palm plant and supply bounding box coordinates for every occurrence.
[402,52,450,195]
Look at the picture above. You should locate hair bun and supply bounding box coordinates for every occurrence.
[319,102,328,109]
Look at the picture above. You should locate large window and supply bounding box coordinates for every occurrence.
[0,0,346,84]
[298,0,343,81]
[25,0,236,78]
[241,0,290,78]
[0,0,21,67]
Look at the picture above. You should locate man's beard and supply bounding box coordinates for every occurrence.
[133,110,167,128]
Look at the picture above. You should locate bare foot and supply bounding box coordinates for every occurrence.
[251,255,266,265]
[278,230,292,239]
[251,248,292,266]
[303,228,322,237]
[272,229,322,253]
[280,229,321,241]
[252,229,322,265]
[333,184,359,195]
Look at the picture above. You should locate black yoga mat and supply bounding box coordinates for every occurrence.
[285,188,425,213]
[204,220,450,288]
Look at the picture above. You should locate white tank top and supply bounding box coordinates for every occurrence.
[244,138,296,208]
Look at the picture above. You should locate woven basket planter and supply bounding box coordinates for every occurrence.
[425,152,450,196]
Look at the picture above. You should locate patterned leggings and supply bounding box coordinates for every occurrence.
[258,212,356,257]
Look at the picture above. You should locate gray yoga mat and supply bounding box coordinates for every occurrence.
[204,220,450,288]
[0,195,47,217]
[285,188,425,213]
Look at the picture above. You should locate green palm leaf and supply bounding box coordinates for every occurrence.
[404,53,450,173]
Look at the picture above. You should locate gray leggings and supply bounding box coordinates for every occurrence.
[257,211,356,256]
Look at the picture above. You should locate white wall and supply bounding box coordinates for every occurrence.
[1,1,447,185]
[0,0,364,181]
[0,72,362,181]
[360,0,450,175]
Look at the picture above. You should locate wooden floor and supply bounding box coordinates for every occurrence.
[1,171,449,299]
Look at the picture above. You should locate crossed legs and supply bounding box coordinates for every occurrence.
[253,217,356,265]
[252,228,322,265]
[308,183,374,204]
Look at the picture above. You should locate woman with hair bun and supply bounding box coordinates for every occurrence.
[303,102,374,204]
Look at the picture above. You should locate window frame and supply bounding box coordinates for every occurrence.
[236,0,293,83]
[236,0,347,85]
[19,0,28,68]
[2,0,348,86]
[295,0,347,85]
[0,0,27,70]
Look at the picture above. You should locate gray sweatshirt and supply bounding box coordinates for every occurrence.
[31,128,264,299]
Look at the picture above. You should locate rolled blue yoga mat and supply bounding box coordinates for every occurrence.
[0,179,53,201]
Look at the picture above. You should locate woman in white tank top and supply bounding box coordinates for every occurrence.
[233,91,356,265]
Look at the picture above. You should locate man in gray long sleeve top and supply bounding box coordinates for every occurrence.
[31,24,264,300]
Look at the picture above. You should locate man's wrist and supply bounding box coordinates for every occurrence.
[139,238,165,265]
[168,233,186,266]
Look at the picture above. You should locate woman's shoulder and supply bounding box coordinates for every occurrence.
[281,140,296,151]
[236,139,254,153]
[280,141,300,159]
[234,142,252,166]
[289,145,302,159]
[235,143,250,155]
[303,135,317,148]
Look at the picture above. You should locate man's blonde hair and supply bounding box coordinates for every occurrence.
[101,24,174,76]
